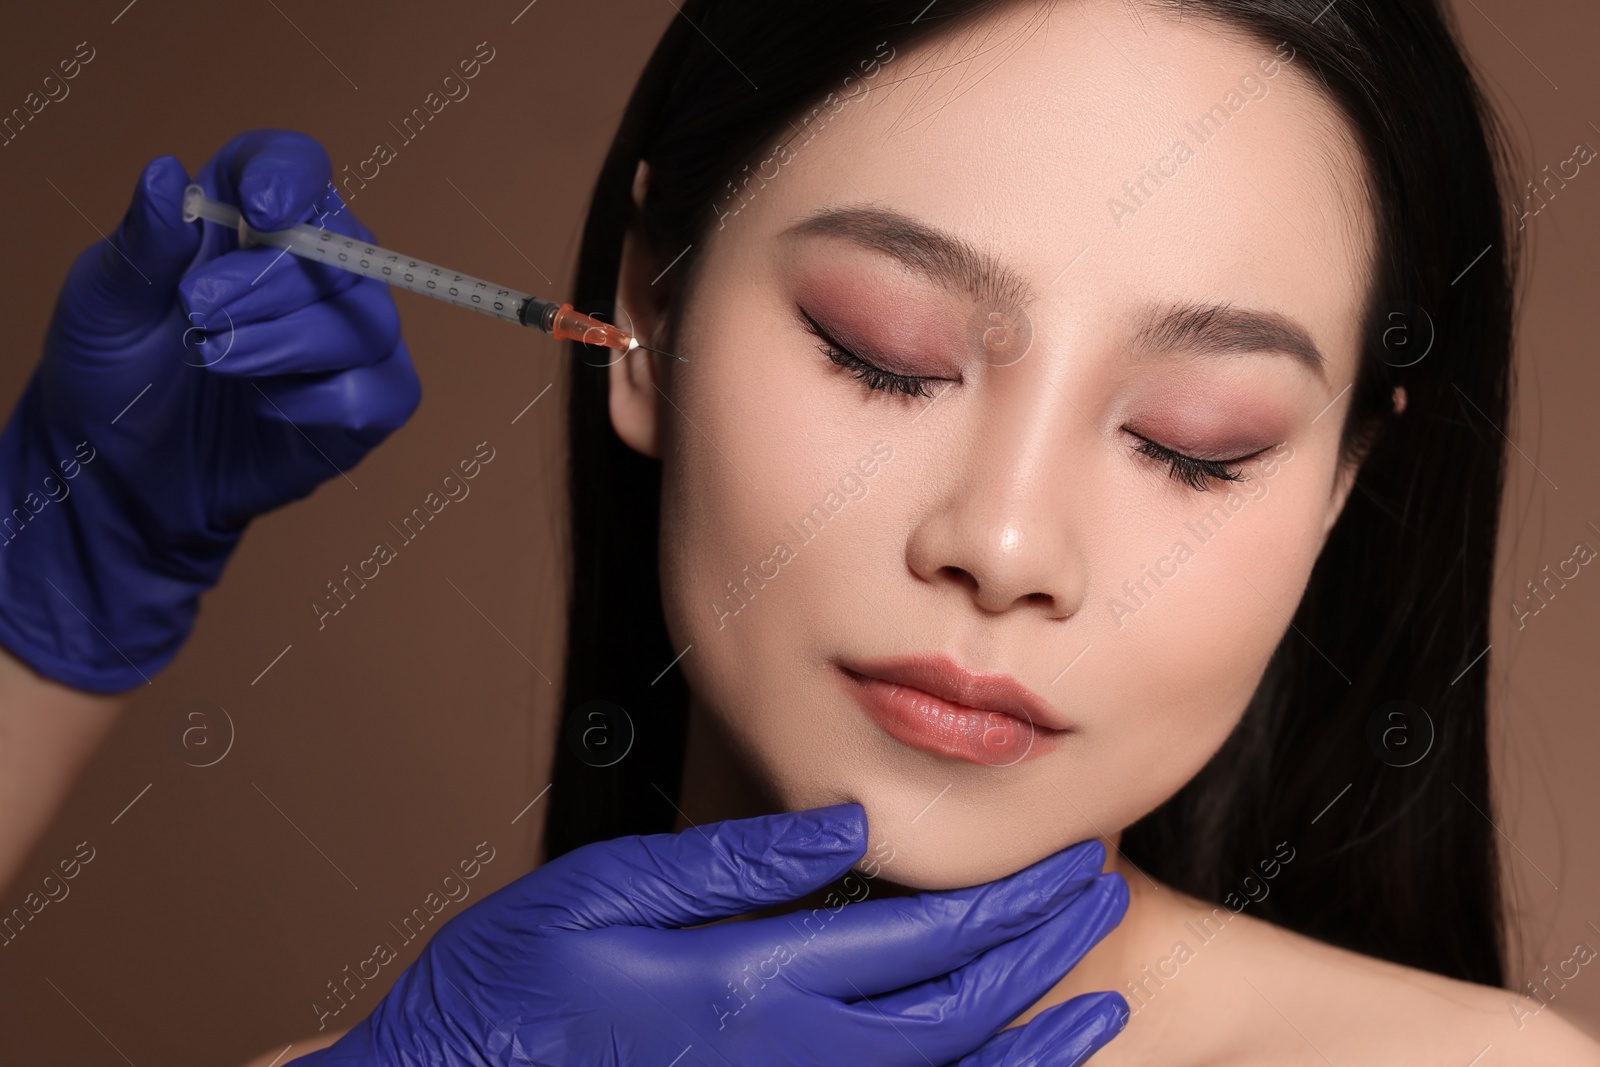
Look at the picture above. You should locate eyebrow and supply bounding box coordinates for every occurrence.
[783,206,1035,309]
[785,205,1328,379]
[1130,301,1328,380]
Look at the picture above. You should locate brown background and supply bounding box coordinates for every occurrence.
[0,1,1594,1062]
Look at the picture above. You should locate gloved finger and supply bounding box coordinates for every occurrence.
[201,281,400,378]
[773,839,1107,998]
[250,339,422,446]
[218,128,334,232]
[56,155,199,340]
[844,874,1128,1063]
[179,189,378,325]
[536,804,869,931]
[187,130,377,311]
[949,992,1129,1067]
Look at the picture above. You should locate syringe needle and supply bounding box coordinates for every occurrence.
[636,343,688,363]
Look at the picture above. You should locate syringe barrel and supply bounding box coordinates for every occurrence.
[253,224,532,326]
[178,186,648,350]
[182,184,532,327]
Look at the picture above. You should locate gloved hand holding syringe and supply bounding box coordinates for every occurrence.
[180,183,685,361]
[0,127,681,696]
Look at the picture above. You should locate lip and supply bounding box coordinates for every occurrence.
[837,653,1070,766]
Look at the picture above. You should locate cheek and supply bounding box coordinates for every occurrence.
[659,300,807,589]
[1088,469,1332,807]
[655,285,899,711]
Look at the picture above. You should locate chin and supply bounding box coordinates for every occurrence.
[769,767,1110,892]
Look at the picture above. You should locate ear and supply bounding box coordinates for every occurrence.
[608,160,674,460]
[1319,386,1405,538]
[1321,458,1360,540]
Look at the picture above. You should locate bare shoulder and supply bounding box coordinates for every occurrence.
[1214,908,1600,1065]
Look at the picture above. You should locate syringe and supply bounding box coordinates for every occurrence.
[180,185,683,360]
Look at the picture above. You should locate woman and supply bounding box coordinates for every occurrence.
[545,0,1600,1060]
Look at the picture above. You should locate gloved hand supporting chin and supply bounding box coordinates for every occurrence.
[292,803,1130,1067]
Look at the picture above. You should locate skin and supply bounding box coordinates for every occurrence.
[0,646,121,894]
[599,1,1600,1063]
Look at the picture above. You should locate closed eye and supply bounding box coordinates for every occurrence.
[798,307,944,399]
[1128,431,1269,492]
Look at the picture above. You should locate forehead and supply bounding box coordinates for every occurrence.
[715,0,1377,376]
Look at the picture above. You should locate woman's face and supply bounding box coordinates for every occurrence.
[613,0,1375,889]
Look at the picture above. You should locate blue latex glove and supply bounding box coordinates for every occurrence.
[0,129,420,691]
[292,803,1130,1067]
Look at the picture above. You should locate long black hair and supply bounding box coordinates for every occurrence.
[545,0,1522,989]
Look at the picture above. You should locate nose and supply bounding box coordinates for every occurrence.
[904,410,1088,620]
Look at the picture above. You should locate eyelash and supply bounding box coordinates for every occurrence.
[798,308,1266,493]
[1130,433,1266,492]
[800,309,942,399]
